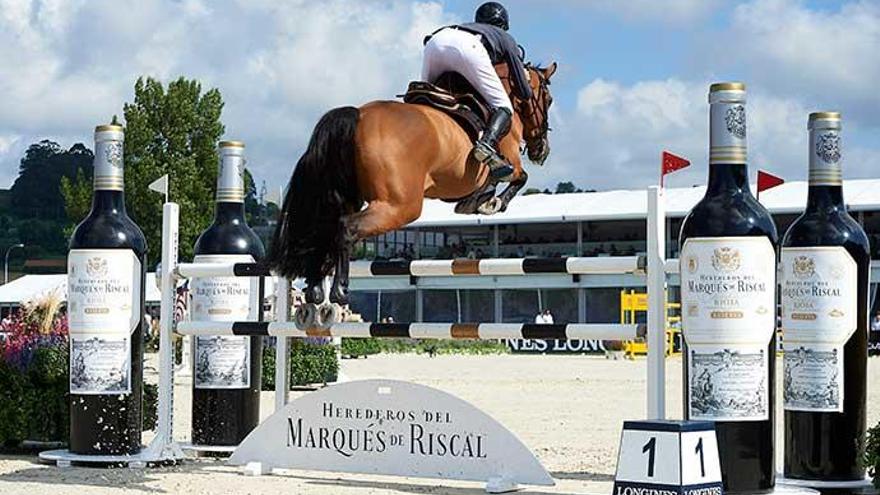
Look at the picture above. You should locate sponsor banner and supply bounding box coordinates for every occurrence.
[613,481,724,495]
[228,380,554,486]
[507,339,606,354]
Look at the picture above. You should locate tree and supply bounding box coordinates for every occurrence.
[522,188,543,196]
[243,169,261,225]
[12,141,93,220]
[555,181,579,194]
[63,77,225,263]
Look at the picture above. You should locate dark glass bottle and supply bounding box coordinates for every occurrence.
[68,124,146,455]
[191,140,265,446]
[679,83,778,494]
[782,112,869,480]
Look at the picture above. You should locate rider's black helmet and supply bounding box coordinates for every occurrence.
[475,2,509,31]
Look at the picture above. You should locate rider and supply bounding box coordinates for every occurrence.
[421,2,532,180]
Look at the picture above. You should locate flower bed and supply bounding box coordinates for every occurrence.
[0,295,157,449]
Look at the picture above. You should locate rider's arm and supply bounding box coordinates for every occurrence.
[502,35,533,100]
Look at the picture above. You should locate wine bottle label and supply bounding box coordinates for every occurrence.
[93,128,125,191]
[191,254,255,389]
[67,249,141,394]
[217,145,245,203]
[680,237,776,421]
[809,128,842,186]
[709,90,747,165]
[781,246,857,412]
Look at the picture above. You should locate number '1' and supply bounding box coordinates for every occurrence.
[642,437,656,477]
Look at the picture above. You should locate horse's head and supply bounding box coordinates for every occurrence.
[521,62,556,165]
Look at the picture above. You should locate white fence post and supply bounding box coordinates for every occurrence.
[646,186,667,420]
[150,202,179,453]
[274,277,291,412]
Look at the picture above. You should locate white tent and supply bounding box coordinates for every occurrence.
[0,273,161,306]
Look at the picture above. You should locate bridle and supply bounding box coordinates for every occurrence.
[518,64,552,148]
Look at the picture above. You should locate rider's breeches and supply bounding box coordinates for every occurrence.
[421,28,514,112]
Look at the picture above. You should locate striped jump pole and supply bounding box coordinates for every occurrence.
[174,255,645,280]
[177,319,644,414]
[176,321,645,341]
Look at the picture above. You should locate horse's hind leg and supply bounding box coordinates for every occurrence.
[329,223,355,306]
[329,200,421,303]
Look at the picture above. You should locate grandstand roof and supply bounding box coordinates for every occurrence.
[410,178,880,227]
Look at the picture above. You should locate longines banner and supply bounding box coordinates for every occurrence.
[228,380,554,487]
[507,339,607,354]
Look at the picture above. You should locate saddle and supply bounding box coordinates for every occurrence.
[401,72,490,141]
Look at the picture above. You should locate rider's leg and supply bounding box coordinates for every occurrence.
[454,35,516,179]
[421,28,459,82]
[472,107,513,179]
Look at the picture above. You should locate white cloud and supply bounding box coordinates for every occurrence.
[720,0,880,123]
[0,0,456,190]
[0,135,23,189]
[542,76,877,191]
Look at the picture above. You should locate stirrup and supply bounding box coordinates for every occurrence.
[472,141,495,163]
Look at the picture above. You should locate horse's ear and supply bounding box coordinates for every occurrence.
[543,62,558,80]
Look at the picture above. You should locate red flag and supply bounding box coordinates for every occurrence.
[661,151,690,187]
[757,170,784,200]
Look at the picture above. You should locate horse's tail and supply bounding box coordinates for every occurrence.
[266,106,361,282]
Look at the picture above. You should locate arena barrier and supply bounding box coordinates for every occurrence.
[42,186,671,487]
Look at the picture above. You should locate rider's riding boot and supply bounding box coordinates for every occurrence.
[473,107,515,180]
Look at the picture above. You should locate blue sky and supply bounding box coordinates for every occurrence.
[0,0,877,197]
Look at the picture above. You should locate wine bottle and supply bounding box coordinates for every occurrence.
[191,140,265,446]
[679,83,778,493]
[68,124,146,455]
[782,112,869,480]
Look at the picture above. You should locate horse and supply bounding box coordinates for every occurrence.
[267,62,557,327]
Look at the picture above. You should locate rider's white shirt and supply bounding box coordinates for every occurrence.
[421,27,513,112]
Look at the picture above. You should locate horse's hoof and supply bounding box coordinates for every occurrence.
[477,197,503,215]
[294,304,317,330]
[328,287,349,306]
[305,285,324,305]
[314,304,340,330]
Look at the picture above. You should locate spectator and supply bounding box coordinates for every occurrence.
[871,311,880,333]
[534,309,554,324]
[150,313,160,339]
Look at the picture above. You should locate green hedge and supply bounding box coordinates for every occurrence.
[868,420,880,489]
[0,346,158,448]
[340,338,382,358]
[262,339,339,390]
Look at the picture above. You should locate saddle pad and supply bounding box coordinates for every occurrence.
[401,81,488,140]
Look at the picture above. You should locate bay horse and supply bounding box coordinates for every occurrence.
[267,62,556,327]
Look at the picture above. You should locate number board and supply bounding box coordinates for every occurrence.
[614,420,722,495]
